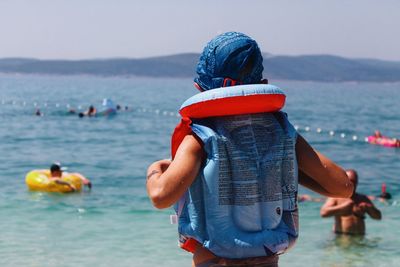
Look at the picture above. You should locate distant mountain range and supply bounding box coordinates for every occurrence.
[1,53,400,82]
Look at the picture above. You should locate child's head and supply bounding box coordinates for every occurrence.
[194,32,265,91]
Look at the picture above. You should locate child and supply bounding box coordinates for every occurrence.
[147,32,353,267]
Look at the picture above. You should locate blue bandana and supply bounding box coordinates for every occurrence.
[195,32,264,91]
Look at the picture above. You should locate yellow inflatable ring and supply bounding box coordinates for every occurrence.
[25,170,83,193]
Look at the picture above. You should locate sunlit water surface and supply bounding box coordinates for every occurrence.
[0,74,398,267]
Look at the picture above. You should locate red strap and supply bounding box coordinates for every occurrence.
[181,238,199,253]
[223,77,241,87]
[171,117,193,158]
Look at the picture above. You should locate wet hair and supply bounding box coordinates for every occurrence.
[379,192,392,200]
[50,163,62,173]
[380,183,391,199]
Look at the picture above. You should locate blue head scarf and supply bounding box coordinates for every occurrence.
[194,32,264,91]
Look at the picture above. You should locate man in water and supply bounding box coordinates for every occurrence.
[372,130,400,147]
[49,163,77,191]
[35,109,42,116]
[320,169,381,235]
[368,183,392,202]
[79,105,97,117]
[49,162,92,190]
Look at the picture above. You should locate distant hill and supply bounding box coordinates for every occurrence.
[1,53,400,82]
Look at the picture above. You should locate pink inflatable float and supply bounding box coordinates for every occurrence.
[367,135,400,148]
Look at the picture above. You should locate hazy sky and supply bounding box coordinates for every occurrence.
[1,0,399,60]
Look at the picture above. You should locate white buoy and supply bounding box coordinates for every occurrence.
[155,109,160,114]
[78,105,82,110]
[294,125,299,131]
[163,111,168,115]
[56,103,60,107]
[305,126,310,132]
[329,131,335,136]
[340,133,346,138]
[44,103,48,107]
[317,128,322,133]
[66,104,71,109]
[364,137,369,142]
[169,112,175,116]
[352,135,358,141]
[34,102,37,107]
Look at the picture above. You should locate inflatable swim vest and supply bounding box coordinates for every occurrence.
[171,84,286,157]
[171,84,298,258]
[25,170,83,193]
[367,136,400,148]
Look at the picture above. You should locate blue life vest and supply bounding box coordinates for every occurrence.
[173,84,299,259]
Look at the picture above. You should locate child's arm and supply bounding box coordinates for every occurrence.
[146,134,205,209]
[296,135,354,198]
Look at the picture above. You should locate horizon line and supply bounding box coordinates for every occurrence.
[1,53,399,63]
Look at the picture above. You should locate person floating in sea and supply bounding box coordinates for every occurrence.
[320,169,381,235]
[34,108,43,116]
[146,32,354,267]
[374,130,383,138]
[369,130,400,148]
[49,162,92,190]
[79,105,97,118]
[68,108,76,114]
[48,163,77,191]
[368,183,392,202]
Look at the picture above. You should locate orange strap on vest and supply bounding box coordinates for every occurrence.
[171,117,193,158]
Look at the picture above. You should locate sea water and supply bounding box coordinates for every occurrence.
[0,74,398,267]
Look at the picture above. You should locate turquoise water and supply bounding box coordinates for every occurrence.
[0,74,399,267]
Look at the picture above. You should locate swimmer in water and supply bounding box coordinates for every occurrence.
[374,130,382,138]
[47,162,92,190]
[368,183,392,202]
[35,109,42,116]
[48,163,76,191]
[79,105,97,118]
[379,183,392,199]
[68,109,76,114]
[372,130,400,147]
[320,169,382,235]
